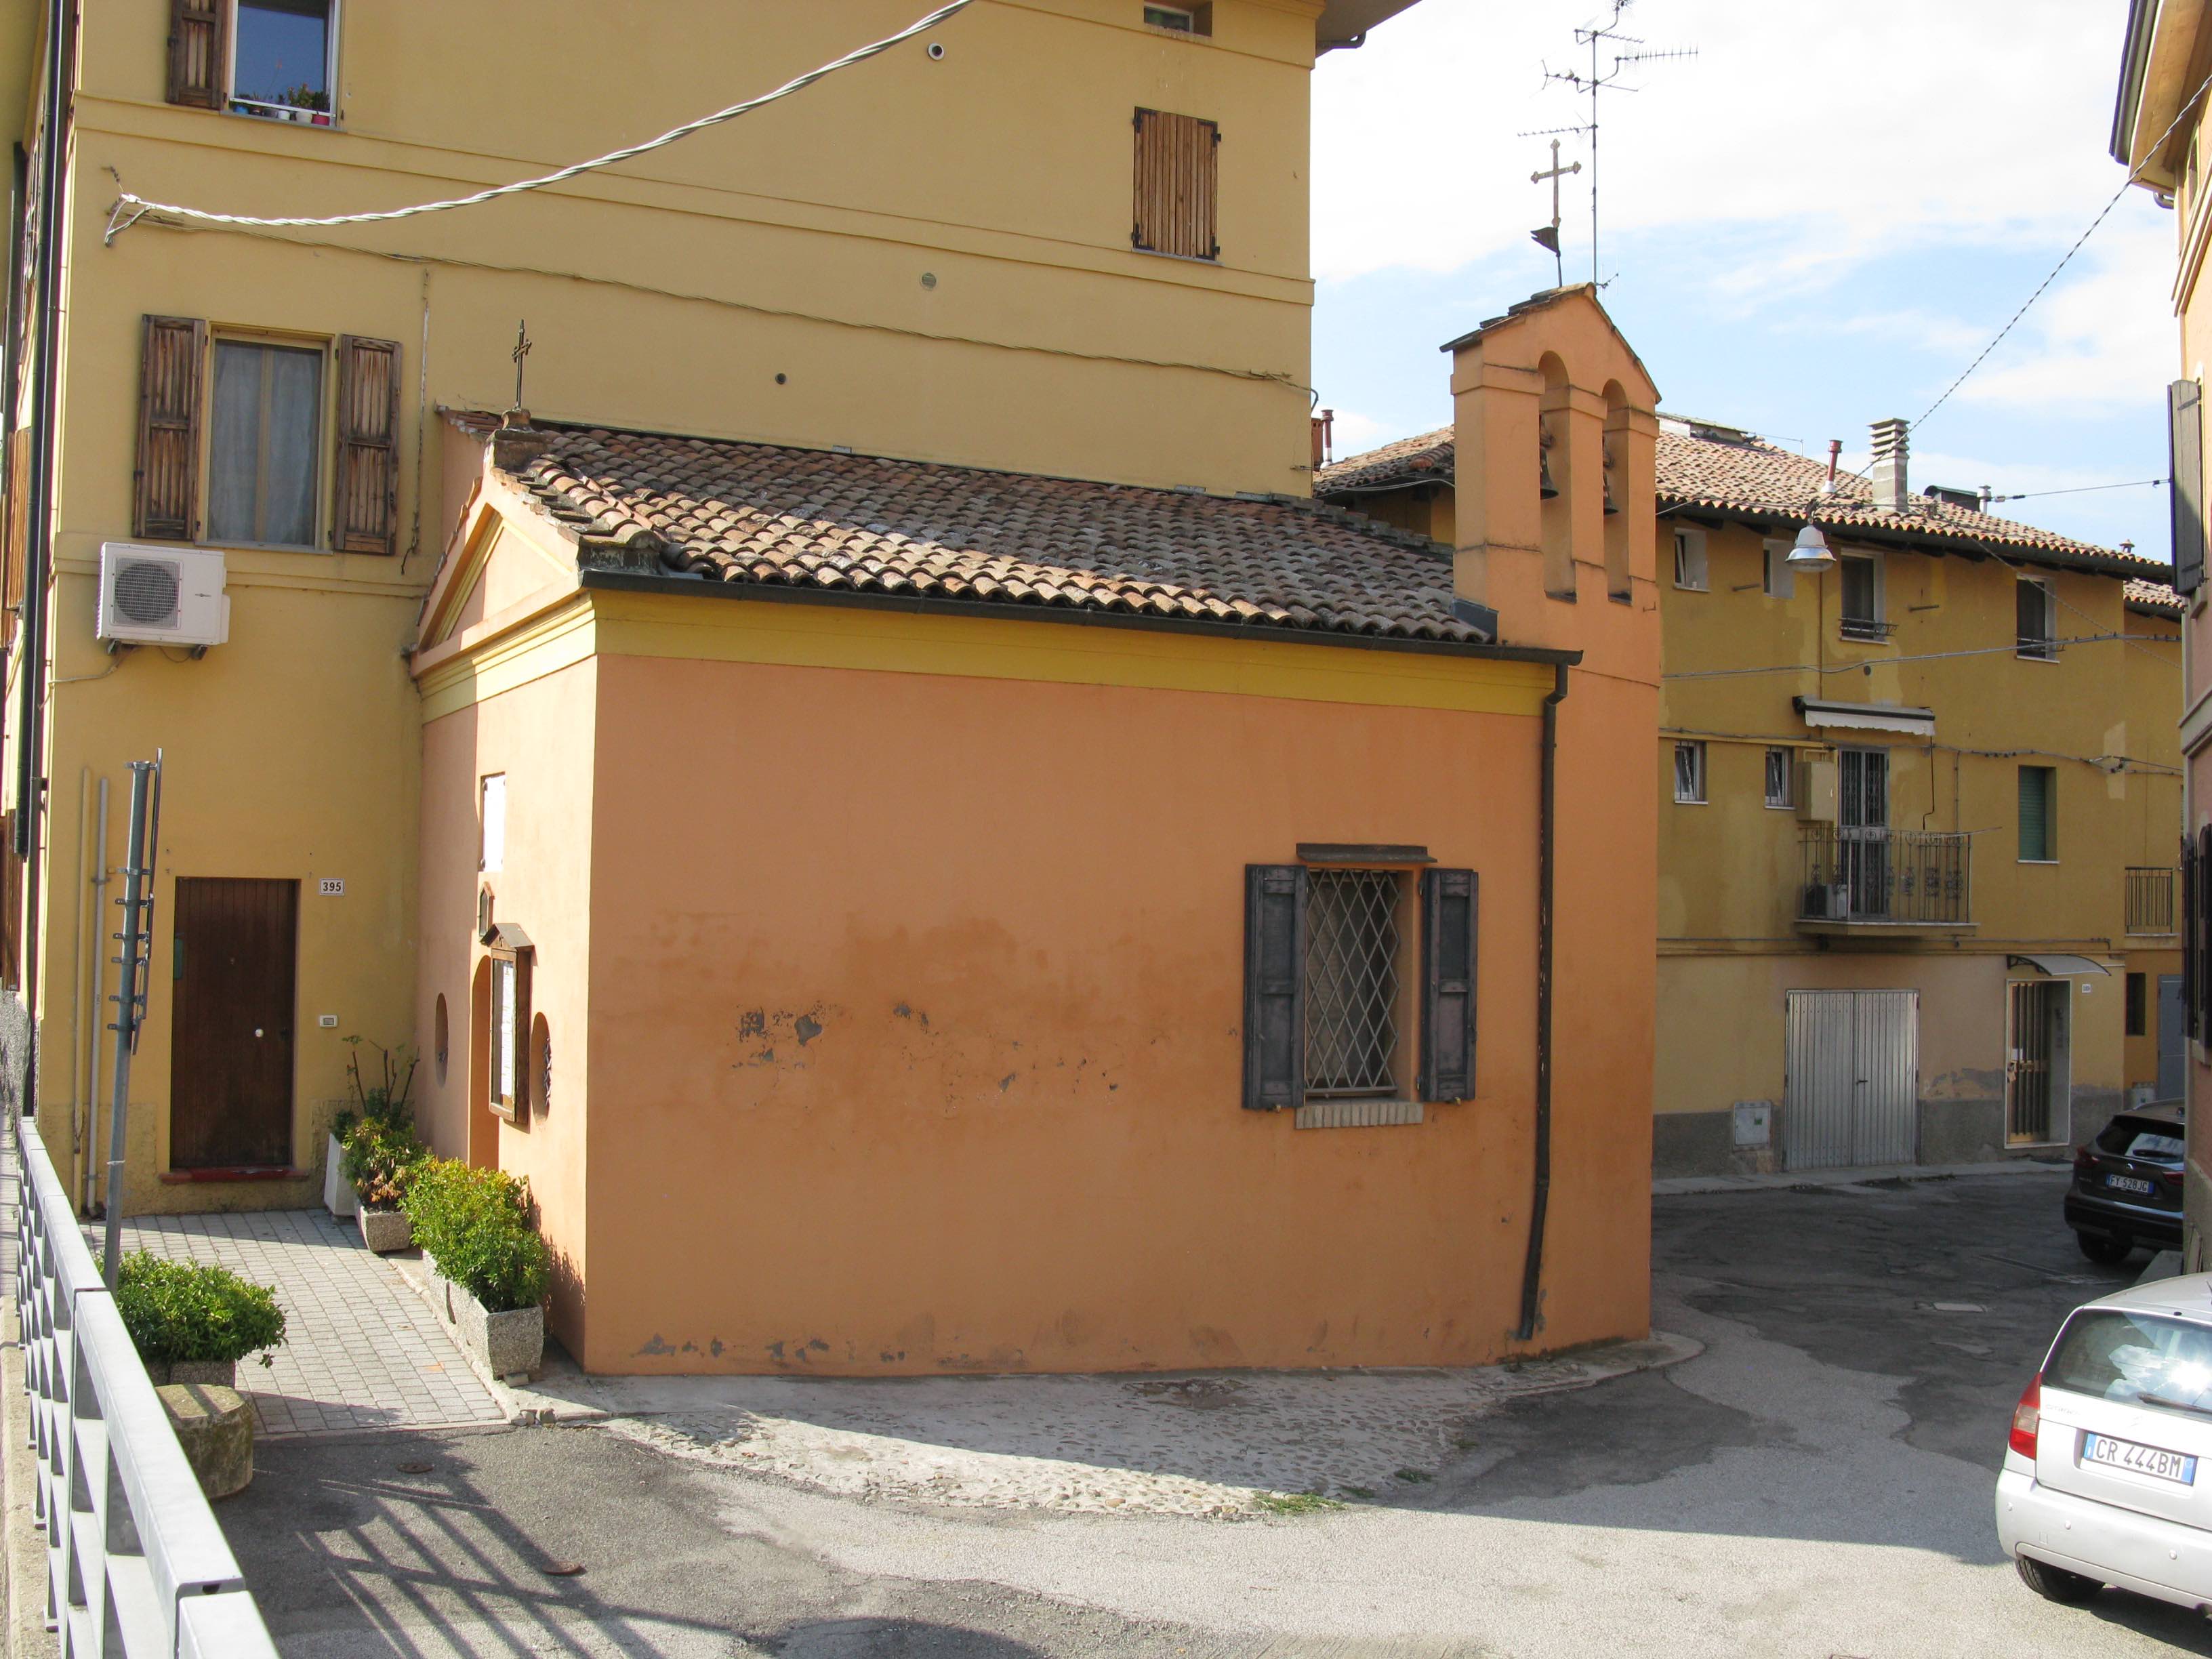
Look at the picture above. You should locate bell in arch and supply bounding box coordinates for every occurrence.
[1602,443,1620,515]
[1539,424,1560,499]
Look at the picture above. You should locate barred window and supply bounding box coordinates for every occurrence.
[1303,869,1404,1097]
[1674,741,1706,804]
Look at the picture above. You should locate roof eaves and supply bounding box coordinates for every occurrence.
[576,565,1582,668]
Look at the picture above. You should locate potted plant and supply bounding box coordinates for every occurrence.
[345,1115,427,1252]
[403,1158,551,1381]
[110,1251,287,1388]
[327,1038,417,1221]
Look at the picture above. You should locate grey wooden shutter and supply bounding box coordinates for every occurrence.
[2172,380,2204,594]
[331,335,402,554]
[134,315,206,541]
[1242,864,1305,1111]
[1132,109,1220,260]
[1418,868,1477,1101]
[167,0,228,109]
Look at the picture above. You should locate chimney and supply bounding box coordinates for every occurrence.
[1310,409,1334,471]
[1870,417,1908,514]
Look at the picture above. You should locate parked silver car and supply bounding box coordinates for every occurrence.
[2000,1274,2212,1610]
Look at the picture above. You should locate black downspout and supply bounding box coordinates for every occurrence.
[1516,660,1568,1342]
[16,0,72,1111]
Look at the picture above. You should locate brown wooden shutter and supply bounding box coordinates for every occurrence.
[1242,864,1305,1110]
[332,335,402,554]
[2173,379,2205,595]
[134,315,206,541]
[1418,867,1477,1102]
[2185,835,2199,1043]
[1132,108,1219,261]
[2199,826,2212,1042]
[167,0,228,109]
[2,426,29,645]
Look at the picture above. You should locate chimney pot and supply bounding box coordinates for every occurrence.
[1869,417,1908,514]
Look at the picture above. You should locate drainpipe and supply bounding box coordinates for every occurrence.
[16,0,73,1115]
[1517,660,1569,1342]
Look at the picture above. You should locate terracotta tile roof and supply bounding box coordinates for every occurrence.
[471,417,1495,646]
[2127,577,2184,617]
[1316,418,2175,583]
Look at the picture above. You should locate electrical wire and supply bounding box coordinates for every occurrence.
[1987,477,2167,503]
[104,0,975,243]
[1914,66,2212,434]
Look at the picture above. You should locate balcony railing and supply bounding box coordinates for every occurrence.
[1839,616,1897,642]
[1799,827,1971,926]
[2127,865,2177,935]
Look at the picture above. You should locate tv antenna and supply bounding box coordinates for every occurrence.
[1539,1,1696,284]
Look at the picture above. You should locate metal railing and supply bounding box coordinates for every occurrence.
[1799,826,1971,925]
[12,1111,279,1657]
[1839,616,1897,641]
[2127,865,2177,935]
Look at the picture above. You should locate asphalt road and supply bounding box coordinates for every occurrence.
[224,1167,2209,1657]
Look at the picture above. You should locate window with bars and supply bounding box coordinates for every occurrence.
[1673,741,1706,804]
[1242,860,1477,1115]
[1303,869,1403,1097]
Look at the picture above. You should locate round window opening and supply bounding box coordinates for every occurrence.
[433,993,449,1084]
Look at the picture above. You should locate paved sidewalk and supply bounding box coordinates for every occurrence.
[1653,1155,2072,1197]
[94,1208,506,1439]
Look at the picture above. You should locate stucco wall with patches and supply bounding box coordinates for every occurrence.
[539,643,1650,1376]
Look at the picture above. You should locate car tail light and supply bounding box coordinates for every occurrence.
[2164,1168,2185,1191]
[2010,1375,2041,1460]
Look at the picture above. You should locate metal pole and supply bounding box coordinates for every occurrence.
[100,760,150,1285]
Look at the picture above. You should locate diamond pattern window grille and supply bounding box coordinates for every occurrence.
[1304,869,1402,1097]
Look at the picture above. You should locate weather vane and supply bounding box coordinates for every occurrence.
[1532,1,1696,285]
[1530,139,1581,288]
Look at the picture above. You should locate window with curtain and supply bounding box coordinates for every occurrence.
[207,338,322,547]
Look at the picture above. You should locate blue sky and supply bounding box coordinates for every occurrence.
[1309,0,2174,559]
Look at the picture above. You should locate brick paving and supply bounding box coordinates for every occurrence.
[89,1208,506,1439]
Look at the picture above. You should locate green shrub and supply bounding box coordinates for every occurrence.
[403,1158,551,1313]
[342,1115,427,1208]
[110,1252,287,1368]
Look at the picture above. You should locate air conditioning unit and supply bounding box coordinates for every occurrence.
[96,544,229,648]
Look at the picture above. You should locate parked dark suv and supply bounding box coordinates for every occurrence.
[2066,1101,2184,1264]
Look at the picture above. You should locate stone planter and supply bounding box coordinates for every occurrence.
[323,1132,357,1218]
[158,1382,253,1500]
[424,1252,544,1382]
[358,1206,411,1254]
[145,1358,237,1388]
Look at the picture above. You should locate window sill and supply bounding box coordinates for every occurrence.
[1130,247,1221,266]
[199,537,332,557]
[225,103,339,131]
[1764,802,1795,811]
[2017,858,2060,865]
[2015,650,2060,663]
[1673,584,1708,594]
[1294,1099,1423,1130]
[1674,797,1707,806]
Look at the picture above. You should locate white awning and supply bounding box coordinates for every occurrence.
[1794,697,1936,737]
[2007,953,2111,977]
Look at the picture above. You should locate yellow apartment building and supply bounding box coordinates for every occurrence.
[0,0,1420,1216]
[2113,0,2212,1262]
[1322,409,2184,1179]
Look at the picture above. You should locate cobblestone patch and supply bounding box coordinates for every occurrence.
[89,1208,506,1439]
[597,1335,1696,1517]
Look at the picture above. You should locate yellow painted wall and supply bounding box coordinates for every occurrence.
[13,0,1354,1210]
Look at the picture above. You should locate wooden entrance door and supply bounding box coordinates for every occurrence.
[170,878,298,1170]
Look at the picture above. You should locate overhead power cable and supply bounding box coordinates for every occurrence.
[105,0,975,243]
[1914,65,2212,433]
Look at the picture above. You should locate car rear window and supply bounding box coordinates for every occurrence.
[2095,1116,2186,1162]
[2050,1309,2212,1412]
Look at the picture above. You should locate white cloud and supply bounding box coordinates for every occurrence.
[1313,0,2155,287]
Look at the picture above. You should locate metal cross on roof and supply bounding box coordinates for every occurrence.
[508,319,533,422]
[1530,138,1581,287]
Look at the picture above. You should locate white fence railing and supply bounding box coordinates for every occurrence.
[12,1110,279,1657]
